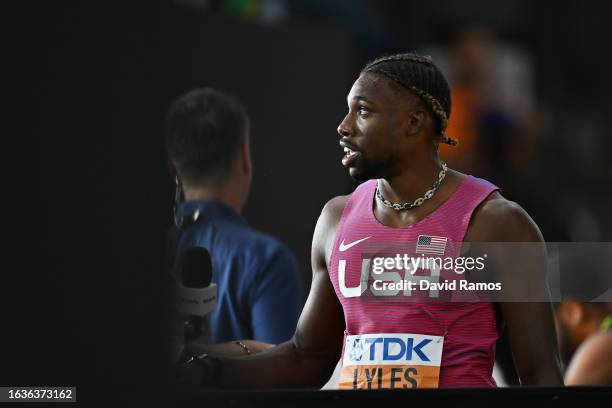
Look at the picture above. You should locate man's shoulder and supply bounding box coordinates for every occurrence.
[321,194,351,220]
[466,191,544,242]
[317,194,353,235]
[580,331,612,354]
[189,216,292,261]
[473,191,526,225]
[566,331,612,385]
[311,195,352,264]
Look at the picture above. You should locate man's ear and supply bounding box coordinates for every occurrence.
[240,141,252,176]
[405,109,429,136]
[559,301,585,328]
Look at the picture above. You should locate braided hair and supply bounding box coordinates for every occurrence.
[361,53,457,146]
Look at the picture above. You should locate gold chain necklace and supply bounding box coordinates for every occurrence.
[376,162,448,211]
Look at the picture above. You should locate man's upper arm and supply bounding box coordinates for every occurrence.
[466,193,563,385]
[292,197,347,365]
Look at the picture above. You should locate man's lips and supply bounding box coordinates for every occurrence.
[339,139,359,152]
[339,140,361,167]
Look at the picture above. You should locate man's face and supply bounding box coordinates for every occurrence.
[337,73,416,181]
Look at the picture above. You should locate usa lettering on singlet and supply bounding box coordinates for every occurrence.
[329,176,501,389]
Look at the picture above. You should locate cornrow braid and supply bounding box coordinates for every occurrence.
[361,52,458,146]
[407,86,455,145]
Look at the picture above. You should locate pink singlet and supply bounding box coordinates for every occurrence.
[328,176,500,389]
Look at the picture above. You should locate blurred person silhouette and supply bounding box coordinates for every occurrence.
[432,27,540,186]
[556,302,612,385]
[429,32,550,386]
[553,252,612,385]
[165,88,303,353]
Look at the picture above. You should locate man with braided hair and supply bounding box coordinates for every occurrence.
[176,53,563,389]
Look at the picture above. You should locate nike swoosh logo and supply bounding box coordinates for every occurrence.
[339,236,371,252]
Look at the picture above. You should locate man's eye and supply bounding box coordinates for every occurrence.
[358,107,369,116]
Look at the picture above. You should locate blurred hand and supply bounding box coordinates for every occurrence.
[173,356,215,389]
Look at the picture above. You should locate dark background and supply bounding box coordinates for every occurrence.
[5,0,612,405]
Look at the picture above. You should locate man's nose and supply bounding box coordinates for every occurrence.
[337,115,352,137]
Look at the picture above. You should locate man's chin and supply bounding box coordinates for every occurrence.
[349,166,376,182]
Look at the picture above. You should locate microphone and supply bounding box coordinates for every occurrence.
[178,247,217,343]
[181,246,213,288]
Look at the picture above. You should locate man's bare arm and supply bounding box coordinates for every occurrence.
[178,340,274,361]
[466,192,563,385]
[180,197,347,389]
[565,332,612,385]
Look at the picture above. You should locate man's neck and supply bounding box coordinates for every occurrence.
[183,187,242,214]
[378,150,444,204]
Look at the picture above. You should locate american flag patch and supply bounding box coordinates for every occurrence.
[416,235,447,255]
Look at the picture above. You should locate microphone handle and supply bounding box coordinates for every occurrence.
[184,314,212,343]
